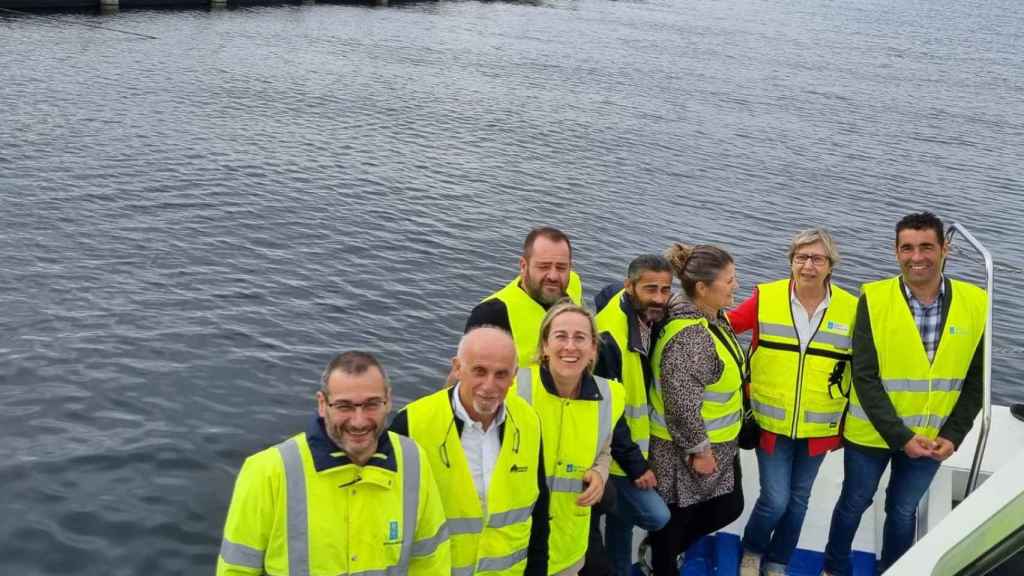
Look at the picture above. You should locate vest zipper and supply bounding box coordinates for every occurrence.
[791,303,827,438]
[556,399,567,481]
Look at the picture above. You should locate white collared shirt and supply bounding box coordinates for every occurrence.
[451,383,505,514]
[790,284,831,352]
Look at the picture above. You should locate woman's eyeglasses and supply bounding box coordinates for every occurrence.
[793,253,829,266]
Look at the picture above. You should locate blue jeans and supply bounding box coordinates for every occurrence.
[605,474,671,575]
[823,443,941,576]
[742,437,826,572]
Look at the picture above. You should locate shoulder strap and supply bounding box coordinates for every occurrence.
[706,321,748,382]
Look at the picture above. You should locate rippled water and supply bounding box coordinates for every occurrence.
[2,0,1023,572]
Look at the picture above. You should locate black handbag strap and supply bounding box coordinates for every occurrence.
[707,321,749,384]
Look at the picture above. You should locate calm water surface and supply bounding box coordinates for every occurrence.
[1,0,1023,572]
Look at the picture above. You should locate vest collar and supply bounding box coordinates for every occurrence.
[447,386,510,442]
[620,291,651,355]
[539,365,603,401]
[512,275,557,310]
[306,416,398,475]
[899,274,947,307]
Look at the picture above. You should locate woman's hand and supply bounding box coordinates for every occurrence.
[634,469,657,490]
[576,469,605,506]
[689,449,717,476]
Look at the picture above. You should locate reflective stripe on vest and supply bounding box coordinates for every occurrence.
[477,548,529,572]
[278,437,311,575]
[486,272,583,367]
[219,539,264,570]
[843,277,986,449]
[650,316,744,444]
[847,403,949,432]
[749,279,856,438]
[757,321,852,350]
[275,436,421,576]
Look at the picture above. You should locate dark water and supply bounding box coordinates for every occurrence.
[1,0,1023,572]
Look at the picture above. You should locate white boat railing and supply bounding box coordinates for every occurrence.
[945,222,994,497]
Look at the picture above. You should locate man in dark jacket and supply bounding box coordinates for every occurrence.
[823,212,986,576]
[588,255,673,575]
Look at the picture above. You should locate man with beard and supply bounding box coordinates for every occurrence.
[590,255,674,575]
[217,352,451,576]
[391,326,550,575]
[466,227,583,367]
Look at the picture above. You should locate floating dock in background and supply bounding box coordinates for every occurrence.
[1,0,388,12]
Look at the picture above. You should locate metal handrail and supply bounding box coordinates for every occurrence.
[946,222,994,497]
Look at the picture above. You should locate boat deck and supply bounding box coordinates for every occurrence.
[645,532,875,576]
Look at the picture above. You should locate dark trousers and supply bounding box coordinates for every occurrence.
[649,464,744,576]
[580,476,618,576]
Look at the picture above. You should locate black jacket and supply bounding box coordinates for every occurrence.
[465,298,513,334]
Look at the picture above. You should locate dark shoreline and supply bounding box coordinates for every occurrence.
[1,0,403,12]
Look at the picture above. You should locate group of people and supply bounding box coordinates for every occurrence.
[217,211,986,576]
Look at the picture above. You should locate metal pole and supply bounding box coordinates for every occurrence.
[946,222,994,497]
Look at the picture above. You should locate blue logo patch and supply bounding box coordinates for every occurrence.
[949,326,961,336]
[388,521,399,541]
[827,320,850,333]
[566,464,574,473]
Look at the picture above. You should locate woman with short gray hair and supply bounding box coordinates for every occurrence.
[728,228,858,576]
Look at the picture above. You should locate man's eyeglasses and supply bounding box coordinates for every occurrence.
[793,253,829,266]
[325,397,387,414]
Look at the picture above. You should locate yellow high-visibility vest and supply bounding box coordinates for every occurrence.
[650,316,744,444]
[217,430,450,576]
[749,279,857,438]
[401,388,542,576]
[594,288,651,476]
[844,277,986,449]
[511,365,624,575]
[484,271,583,367]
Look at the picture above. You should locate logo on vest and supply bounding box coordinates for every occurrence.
[827,321,849,333]
[387,520,399,542]
[949,325,962,336]
[510,464,530,473]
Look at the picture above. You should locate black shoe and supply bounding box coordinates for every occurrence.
[1011,403,1024,422]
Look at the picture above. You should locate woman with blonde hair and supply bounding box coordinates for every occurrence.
[648,243,746,575]
[729,228,857,576]
[512,300,627,575]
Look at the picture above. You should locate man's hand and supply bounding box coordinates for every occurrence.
[903,434,936,459]
[930,436,955,461]
[577,469,605,507]
[689,449,717,476]
[634,469,657,490]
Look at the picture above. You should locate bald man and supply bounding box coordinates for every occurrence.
[391,326,550,576]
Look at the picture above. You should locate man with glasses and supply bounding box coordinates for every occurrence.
[822,212,986,576]
[217,351,451,575]
[391,326,550,575]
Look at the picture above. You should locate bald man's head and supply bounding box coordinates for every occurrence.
[453,326,517,426]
